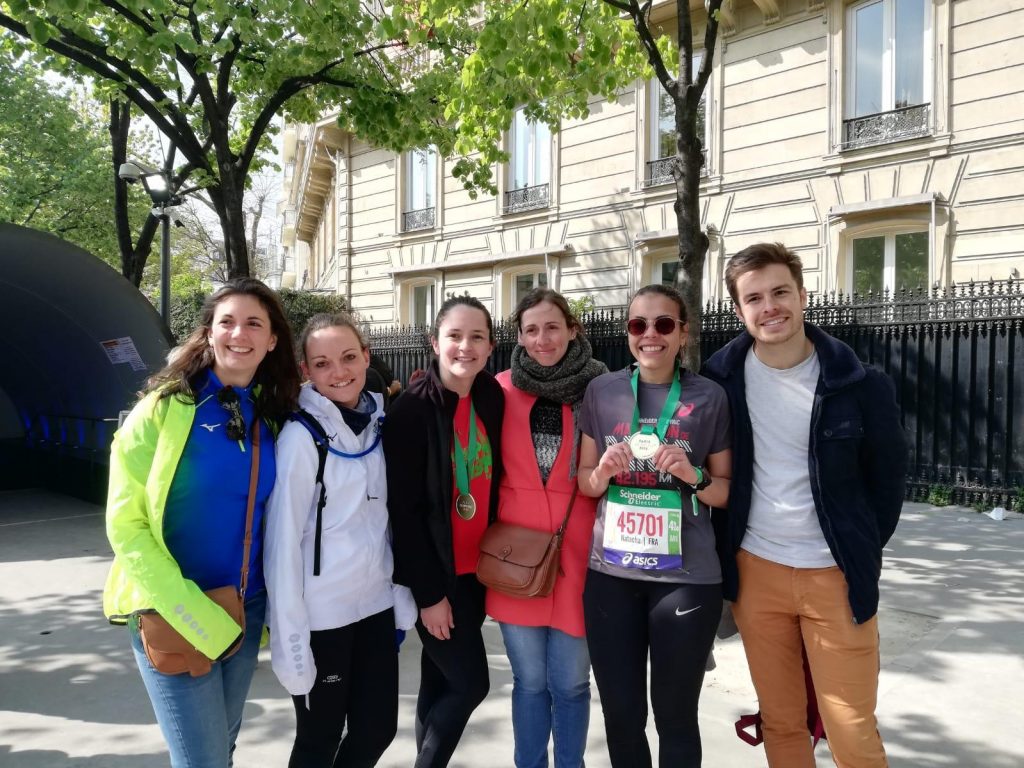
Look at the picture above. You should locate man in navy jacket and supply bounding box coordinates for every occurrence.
[704,242,906,768]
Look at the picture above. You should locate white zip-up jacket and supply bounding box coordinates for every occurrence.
[265,384,416,696]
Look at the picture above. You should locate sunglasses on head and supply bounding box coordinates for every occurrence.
[216,387,247,441]
[626,316,682,336]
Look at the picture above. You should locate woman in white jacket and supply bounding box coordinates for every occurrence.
[265,313,416,768]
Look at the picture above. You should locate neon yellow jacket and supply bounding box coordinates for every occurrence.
[103,390,244,659]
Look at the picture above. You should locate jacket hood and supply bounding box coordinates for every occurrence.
[297,382,384,434]
[704,322,866,392]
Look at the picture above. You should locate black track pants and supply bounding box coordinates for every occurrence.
[289,608,398,768]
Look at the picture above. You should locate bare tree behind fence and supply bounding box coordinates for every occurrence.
[369,279,1024,508]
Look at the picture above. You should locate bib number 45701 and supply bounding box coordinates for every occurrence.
[616,510,664,539]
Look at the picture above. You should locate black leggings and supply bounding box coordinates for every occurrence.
[583,569,722,768]
[414,574,490,768]
[289,608,398,768]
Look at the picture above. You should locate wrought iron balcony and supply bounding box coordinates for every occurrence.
[503,183,549,214]
[402,206,435,232]
[644,151,708,187]
[842,103,931,150]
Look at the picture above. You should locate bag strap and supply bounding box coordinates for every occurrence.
[291,409,330,576]
[238,417,260,597]
[554,485,579,538]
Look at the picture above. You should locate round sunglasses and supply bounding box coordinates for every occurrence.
[626,315,683,336]
[216,386,247,441]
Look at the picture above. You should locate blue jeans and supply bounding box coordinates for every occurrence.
[130,590,266,768]
[499,623,591,768]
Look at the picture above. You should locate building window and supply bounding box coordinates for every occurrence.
[851,230,928,295]
[514,270,548,306]
[646,56,708,187]
[505,108,550,214]
[658,259,679,286]
[403,148,436,232]
[844,0,930,150]
[411,282,435,326]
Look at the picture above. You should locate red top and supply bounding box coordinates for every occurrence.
[451,395,492,575]
[485,370,598,637]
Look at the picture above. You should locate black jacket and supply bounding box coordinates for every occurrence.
[383,361,504,609]
[703,323,907,623]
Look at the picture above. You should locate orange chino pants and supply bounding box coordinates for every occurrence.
[732,549,888,768]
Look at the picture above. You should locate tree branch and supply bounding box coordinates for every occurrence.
[694,0,722,99]
[97,0,157,36]
[608,1,676,98]
[0,12,208,165]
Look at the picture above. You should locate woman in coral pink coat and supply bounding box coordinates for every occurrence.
[487,289,606,768]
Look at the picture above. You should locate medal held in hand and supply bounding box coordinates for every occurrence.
[627,364,682,461]
[627,432,660,460]
[453,401,478,521]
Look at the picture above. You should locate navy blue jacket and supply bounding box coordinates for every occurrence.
[703,323,907,623]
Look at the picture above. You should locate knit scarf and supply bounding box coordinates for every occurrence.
[510,336,607,477]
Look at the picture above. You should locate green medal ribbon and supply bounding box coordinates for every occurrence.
[453,400,478,499]
[630,364,682,440]
[629,364,700,516]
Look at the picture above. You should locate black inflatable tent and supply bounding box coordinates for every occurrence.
[0,223,172,500]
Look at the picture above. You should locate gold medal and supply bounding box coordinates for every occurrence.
[627,431,660,460]
[456,493,477,520]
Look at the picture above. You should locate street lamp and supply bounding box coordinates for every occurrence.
[118,160,181,322]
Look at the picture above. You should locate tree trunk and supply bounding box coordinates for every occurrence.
[673,103,709,372]
[109,100,158,287]
[208,166,250,279]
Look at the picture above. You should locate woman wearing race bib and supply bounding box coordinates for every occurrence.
[577,284,732,767]
[383,295,504,768]
[264,313,417,767]
[487,289,606,768]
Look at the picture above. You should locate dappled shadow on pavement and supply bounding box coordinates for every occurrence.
[884,711,1023,768]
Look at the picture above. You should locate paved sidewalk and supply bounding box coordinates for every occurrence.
[0,489,1021,767]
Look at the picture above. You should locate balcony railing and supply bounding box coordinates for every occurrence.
[503,183,550,214]
[645,151,708,187]
[842,103,931,150]
[402,206,435,232]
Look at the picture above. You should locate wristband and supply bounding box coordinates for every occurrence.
[690,466,712,491]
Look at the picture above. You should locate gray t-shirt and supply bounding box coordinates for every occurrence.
[741,347,836,567]
[579,366,731,584]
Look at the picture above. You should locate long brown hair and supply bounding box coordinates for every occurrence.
[511,288,584,337]
[146,278,300,421]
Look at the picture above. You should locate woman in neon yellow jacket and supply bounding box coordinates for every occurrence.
[104,278,300,768]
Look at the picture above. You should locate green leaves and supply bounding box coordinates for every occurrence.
[0,50,151,269]
[25,17,50,44]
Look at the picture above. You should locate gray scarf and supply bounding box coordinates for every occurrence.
[511,336,607,476]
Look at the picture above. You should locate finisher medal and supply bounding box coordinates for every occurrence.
[455,493,477,520]
[627,364,683,461]
[627,431,661,460]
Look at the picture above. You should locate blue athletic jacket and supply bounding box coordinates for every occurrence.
[703,323,908,623]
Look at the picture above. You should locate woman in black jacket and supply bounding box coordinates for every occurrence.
[383,295,504,768]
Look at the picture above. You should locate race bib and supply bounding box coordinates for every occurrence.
[602,486,682,570]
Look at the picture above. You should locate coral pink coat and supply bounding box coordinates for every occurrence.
[485,370,597,637]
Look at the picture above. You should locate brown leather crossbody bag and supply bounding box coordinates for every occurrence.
[476,486,578,598]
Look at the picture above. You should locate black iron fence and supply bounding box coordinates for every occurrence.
[369,279,1024,508]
